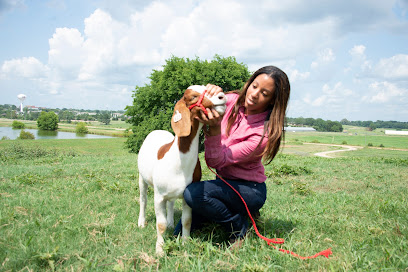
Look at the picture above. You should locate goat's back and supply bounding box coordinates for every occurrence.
[138,130,174,185]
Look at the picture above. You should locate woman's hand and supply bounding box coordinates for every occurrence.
[196,108,222,136]
[206,84,223,98]
[195,84,224,136]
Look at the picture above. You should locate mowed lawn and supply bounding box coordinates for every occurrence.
[0,135,407,271]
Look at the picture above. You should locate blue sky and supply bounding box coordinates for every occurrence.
[1,0,407,121]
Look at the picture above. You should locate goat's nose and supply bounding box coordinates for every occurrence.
[217,92,226,101]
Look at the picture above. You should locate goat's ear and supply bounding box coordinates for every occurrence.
[171,99,191,137]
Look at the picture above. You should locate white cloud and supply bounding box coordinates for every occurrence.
[349,45,366,57]
[1,0,407,119]
[311,48,336,69]
[303,82,353,107]
[373,54,408,80]
[363,81,407,103]
[48,27,84,77]
[290,69,310,81]
[1,57,47,78]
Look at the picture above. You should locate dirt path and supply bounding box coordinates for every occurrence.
[303,143,364,158]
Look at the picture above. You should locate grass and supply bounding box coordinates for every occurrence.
[285,125,408,149]
[1,135,407,271]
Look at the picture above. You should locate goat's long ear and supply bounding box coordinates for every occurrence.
[171,99,191,137]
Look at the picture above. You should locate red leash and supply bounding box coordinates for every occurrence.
[205,160,332,259]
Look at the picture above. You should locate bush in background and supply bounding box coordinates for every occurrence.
[76,122,88,134]
[12,120,25,129]
[125,55,251,153]
[17,130,35,140]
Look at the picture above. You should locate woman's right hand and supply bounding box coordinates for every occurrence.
[206,84,223,98]
[193,83,223,136]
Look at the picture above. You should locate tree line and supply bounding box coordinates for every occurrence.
[0,104,125,125]
[286,117,344,132]
[340,119,408,130]
[287,117,408,132]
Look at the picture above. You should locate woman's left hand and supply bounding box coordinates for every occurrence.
[195,108,222,136]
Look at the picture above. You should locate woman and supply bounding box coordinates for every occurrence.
[176,66,290,245]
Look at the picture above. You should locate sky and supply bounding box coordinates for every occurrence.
[0,0,407,122]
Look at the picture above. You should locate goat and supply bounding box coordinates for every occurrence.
[137,85,227,255]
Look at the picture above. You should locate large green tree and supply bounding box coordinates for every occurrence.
[125,55,251,153]
[37,111,59,131]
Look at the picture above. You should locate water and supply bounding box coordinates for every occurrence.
[0,127,114,140]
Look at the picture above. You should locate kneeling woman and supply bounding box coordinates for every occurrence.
[176,66,290,244]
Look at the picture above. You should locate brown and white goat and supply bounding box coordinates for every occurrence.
[137,85,227,255]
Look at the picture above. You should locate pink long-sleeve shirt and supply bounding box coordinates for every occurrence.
[204,93,269,183]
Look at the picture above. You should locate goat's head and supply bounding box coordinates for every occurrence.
[171,85,227,137]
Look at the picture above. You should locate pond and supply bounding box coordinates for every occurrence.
[0,127,114,140]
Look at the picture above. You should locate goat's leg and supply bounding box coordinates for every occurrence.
[166,200,175,228]
[154,194,167,255]
[181,199,192,239]
[137,175,148,227]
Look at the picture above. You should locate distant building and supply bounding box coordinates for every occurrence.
[112,112,122,118]
[25,105,41,112]
[285,126,316,132]
[385,130,408,135]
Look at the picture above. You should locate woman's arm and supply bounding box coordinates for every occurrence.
[204,133,265,169]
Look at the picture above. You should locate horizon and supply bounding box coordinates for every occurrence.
[2,102,407,123]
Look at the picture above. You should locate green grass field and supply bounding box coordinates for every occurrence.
[1,133,407,271]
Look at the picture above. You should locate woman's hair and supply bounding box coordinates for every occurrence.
[226,66,291,164]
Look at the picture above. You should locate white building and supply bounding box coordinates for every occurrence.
[385,130,408,135]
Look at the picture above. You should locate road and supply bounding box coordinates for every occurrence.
[303,143,363,158]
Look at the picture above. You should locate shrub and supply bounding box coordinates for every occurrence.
[266,164,312,177]
[12,120,25,129]
[379,144,385,147]
[37,111,59,131]
[17,130,35,140]
[125,55,251,153]
[291,181,314,196]
[1,136,10,140]
[342,140,348,144]
[367,143,373,147]
[76,122,88,134]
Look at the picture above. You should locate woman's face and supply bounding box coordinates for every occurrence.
[244,74,275,115]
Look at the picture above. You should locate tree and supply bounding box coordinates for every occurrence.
[327,120,343,132]
[368,123,377,131]
[59,110,75,123]
[76,122,88,134]
[125,55,251,153]
[98,112,111,125]
[37,111,59,131]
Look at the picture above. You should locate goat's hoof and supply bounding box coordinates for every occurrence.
[138,220,146,228]
[155,246,165,257]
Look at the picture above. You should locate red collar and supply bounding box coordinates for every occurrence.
[188,89,208,115]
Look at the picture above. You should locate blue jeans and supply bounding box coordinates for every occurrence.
[178,178,267,239]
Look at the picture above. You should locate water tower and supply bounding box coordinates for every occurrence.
[17,94,26,113]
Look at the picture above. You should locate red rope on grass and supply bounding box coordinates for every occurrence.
[205,160,332,259]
